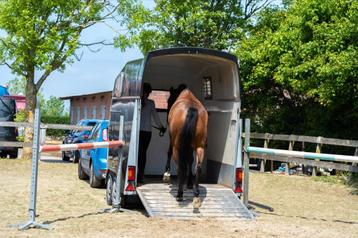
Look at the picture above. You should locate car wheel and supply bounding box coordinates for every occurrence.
[62,151,70,162]
[73,150,80,163]
[0,151,7,158]
[106,173,113,206]
[89,162,103,188]
[8,149,18,159]
[78,158,89,180]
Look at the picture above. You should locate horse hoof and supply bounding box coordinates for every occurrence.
[176,196,183,202]
[163,172,171,183]
[193,197,201,209]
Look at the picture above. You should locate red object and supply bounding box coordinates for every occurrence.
[235,168,243,193]
[3,95,26,110]
[125,183,135,191]
[40,140,124,152]
[127,166,136,181]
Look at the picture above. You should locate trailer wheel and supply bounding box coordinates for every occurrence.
[78,158,89,180]
[111,177,126,207]
[89,162,103,188]
[106,174,113,206]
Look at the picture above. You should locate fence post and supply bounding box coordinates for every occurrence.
[243,119,250,207]
[286,141,295,175]
[40,128,46,145]
[354,148,358,167]
[16,99,49,230]
[260,135,269,172]
[312,137,322,176]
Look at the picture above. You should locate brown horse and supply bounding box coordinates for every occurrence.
[167,89,208,208]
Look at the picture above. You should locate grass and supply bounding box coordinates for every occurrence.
[312,172,358,195]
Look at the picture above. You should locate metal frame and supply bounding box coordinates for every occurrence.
[16,99,50,230]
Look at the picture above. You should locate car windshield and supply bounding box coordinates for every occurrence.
[85,122,97,127]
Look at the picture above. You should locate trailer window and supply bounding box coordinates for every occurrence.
[203,76,213,100]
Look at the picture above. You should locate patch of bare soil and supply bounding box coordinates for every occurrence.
[0,158,357,238]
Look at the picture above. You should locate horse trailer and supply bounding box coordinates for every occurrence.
[106,47,253,219]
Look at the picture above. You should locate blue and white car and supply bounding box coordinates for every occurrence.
[78,120,109,188]
[62,119,100,163]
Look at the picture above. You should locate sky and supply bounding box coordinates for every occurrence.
[0,0,281,101]
[0,22,143,99]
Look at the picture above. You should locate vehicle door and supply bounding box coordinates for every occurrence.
[83,123,101,173]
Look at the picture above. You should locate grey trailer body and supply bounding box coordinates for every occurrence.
[107,47,249,218]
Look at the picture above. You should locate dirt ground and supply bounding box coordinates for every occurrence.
[0,156,357,238]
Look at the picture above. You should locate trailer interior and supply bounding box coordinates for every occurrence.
[141,52,241,188]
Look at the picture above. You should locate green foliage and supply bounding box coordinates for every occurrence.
[116,0,271,53]
[14,109,28,123]
[42,114,70,137]
[7,77,26,95]
[237,0,358,139]
[0,0,115,113]
[42,96,65,117]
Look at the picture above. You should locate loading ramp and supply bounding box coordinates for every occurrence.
[137,183,254,219]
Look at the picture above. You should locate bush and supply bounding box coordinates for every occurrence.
[41,115,71,138]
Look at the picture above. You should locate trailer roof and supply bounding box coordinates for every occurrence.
[147,47,238,64]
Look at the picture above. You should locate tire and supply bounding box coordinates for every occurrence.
[78,158,89,180]
[106,174,113,206]
[8,149,18,159]
[73,150,80,163]
[62,151,70,162]
[111,176,127,208]
[89,162,103,188]
[0,151,7,158]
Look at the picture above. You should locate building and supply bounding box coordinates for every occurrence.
[61,90,169,124]
[60,91,112,124]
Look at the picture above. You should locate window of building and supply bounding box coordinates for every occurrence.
[84,106,88,119]
[101,105,106,119]
[71,109,75,124]
[76,106,80,122]
[92,105,97,119]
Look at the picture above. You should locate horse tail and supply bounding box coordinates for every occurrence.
[179,107,198,177]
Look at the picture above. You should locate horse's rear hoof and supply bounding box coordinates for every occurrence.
[176,196,183,202]
[193,197,201,209]
[163,172,171,183]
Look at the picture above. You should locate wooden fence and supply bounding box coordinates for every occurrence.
[243,132,358,174]
[0,121,92,148]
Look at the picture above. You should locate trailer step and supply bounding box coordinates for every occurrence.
[136,183,254,220]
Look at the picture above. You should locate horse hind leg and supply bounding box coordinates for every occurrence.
[163,145,172,183]
[187,152,194,189]
[193,147,204,209]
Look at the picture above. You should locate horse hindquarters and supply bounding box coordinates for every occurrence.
[176,107,198,201]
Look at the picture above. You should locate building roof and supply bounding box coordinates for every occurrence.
[60,91,112,100]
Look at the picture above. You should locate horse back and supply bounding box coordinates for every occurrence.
[168,89,208,148]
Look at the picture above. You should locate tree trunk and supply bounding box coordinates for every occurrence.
[21,74,37,159]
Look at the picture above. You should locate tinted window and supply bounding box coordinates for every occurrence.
[0,98,16,119]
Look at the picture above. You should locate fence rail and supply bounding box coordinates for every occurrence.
[243,130,358,174]
[0,121,92,131]
[244,132,358,147]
